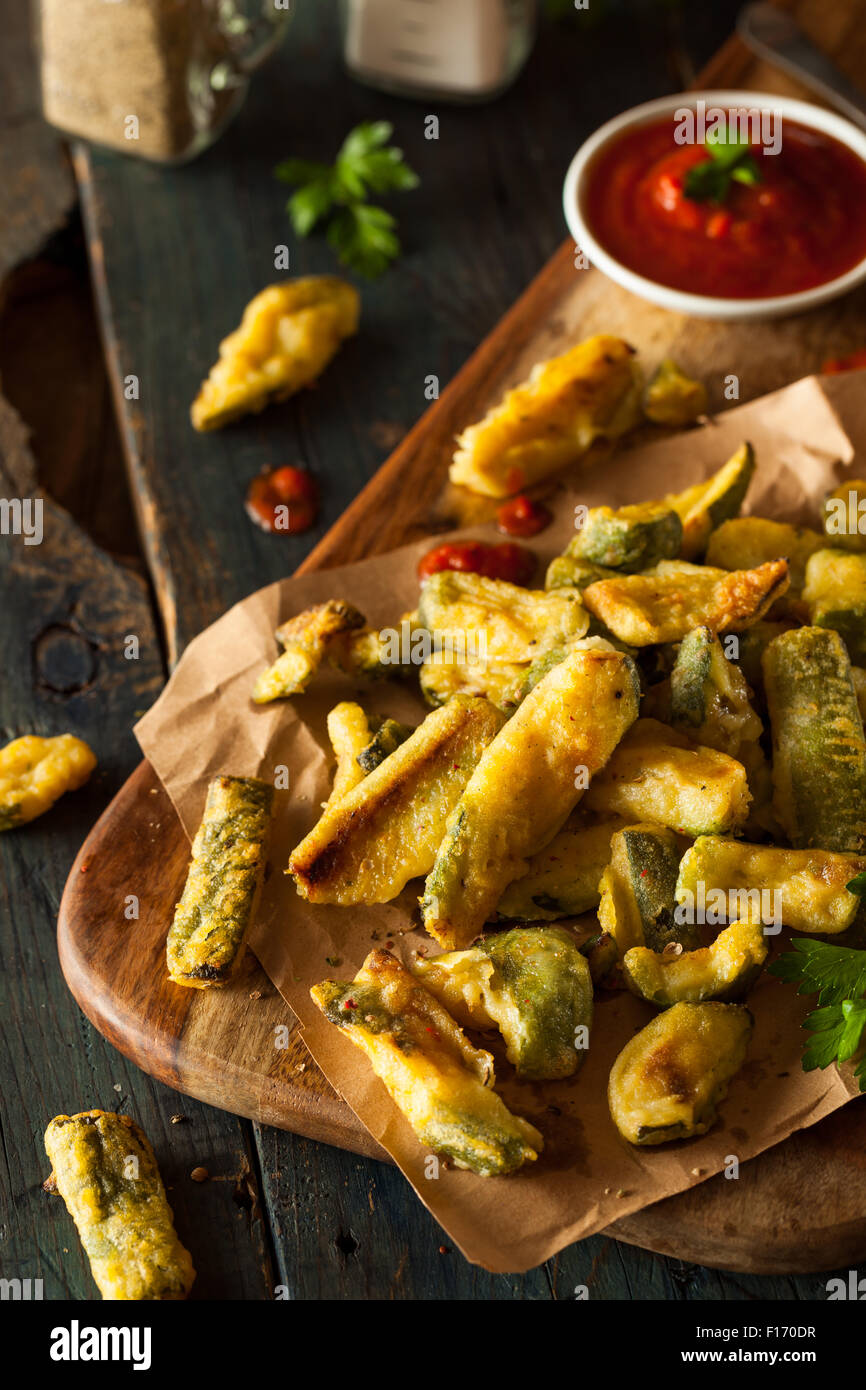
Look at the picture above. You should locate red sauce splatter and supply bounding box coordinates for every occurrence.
[496,494,552,538]
[584,116,866,299]
[822,347,866,374]
[417,540,535,586]
[245,466,319,534]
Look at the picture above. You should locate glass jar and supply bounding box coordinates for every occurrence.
[36,0,292,164]
[340,0,537,103]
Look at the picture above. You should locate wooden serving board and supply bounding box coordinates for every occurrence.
[59,0,866,1274]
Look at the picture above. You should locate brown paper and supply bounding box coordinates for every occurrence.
[136,371,865,1273]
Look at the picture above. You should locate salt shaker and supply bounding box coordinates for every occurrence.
[340,0,538,102]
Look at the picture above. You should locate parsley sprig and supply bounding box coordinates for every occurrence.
[769,937,866,1090]
[683,126,762,205]
[275,121,419,279]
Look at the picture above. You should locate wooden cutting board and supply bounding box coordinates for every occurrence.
[59,0,866,1273]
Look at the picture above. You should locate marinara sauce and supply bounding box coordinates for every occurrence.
[245,466,319,533]
[417,540,535,586]
[584,116,866,299]
[496,494,552,538]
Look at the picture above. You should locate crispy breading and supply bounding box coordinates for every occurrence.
[311,951,542,1176]
[582,558,789,646]
[449,335,642,497]
[44,1111,195,1300]
[0,734,96,831]
[191,277,359,430]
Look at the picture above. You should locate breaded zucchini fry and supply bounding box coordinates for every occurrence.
[166,775,273,988]
[496,815,627,920]
[583,719,751,835]
[545,554,620,592]
[644,357,708,427]
[44,1111,195,1300]
[289,696,506,904]
[191,276,359,431]
[417,571,589,710]
[675,836,866,935]
[311,951,542,1175]
[324,701,373,810]
[608,1001,753,1145]
[705,516,824,595]
[802,548,866,664]
[622,919,767,1008]
[413,925,593,1081]
[548,444,754,582]
[357,718,414,773]
[420,657,531,712]
[669,626,763,754]
[0,734,96,831]
[567,502,682,572]
[417,571,588,665]
[253,600,368,702]
[449,334,642,497]
[662,443,755,561]
[596,823,698,959]
[420,647,640,950]
[322,706,414,814]
[582,558,789,646]
[763,627,866,854]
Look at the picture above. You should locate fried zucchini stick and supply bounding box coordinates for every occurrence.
[166,774,273,988]
[44,1111,195,1300]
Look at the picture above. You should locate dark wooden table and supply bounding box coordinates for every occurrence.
[1,0,856,1300]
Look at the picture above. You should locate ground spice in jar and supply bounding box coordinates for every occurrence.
[38,0,259,163]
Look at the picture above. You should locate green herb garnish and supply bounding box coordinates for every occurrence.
[275,121,419,279]
[769,938,866,1090]
[683,126,762,205]
[847,869,866,897]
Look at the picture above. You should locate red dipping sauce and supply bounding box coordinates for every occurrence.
[418,540,535,586]
[496,494,552,538]
[245,466,319,534]
[584,115,866,299]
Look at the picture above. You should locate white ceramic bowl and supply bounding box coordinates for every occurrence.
[562,90,866,322]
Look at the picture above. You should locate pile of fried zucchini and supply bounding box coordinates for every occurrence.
[259,449,866,1175]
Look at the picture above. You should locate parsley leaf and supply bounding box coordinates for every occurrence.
[847,869,866,897]
[683,126,763,206]
[287,178,336,238]
[275,121,419,278]
[802,1000,866,1070]
[327,204,401,280]
[769,937,866,1005]
[769,938,866,1091]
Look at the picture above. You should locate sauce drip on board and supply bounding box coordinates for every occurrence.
[245,467,319,534]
